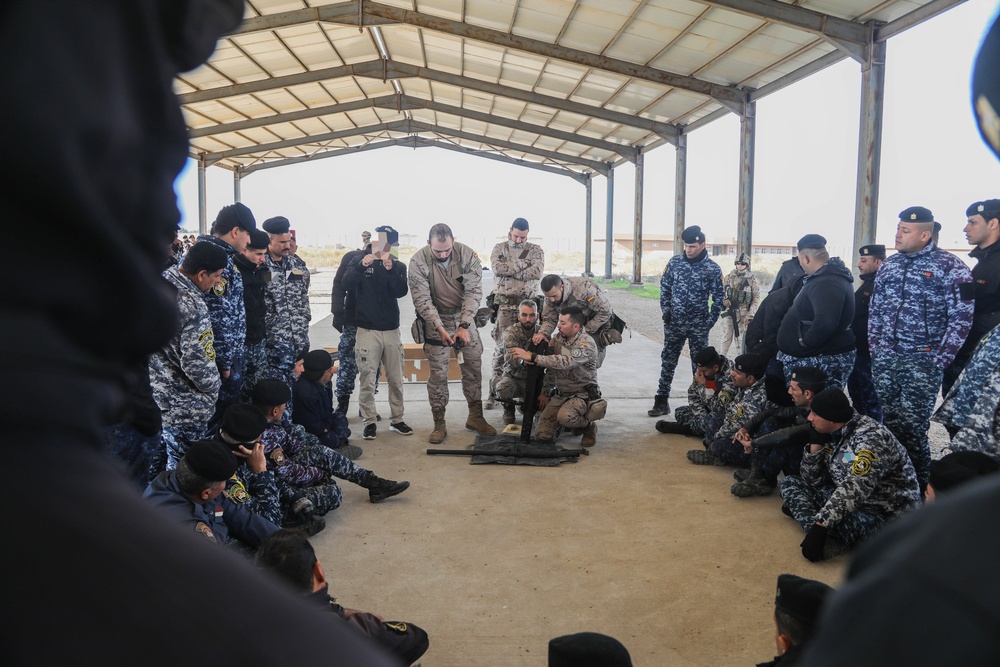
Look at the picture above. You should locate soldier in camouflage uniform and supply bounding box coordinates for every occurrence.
[847,245,884,421]
[716,253,760,357]
[491,299,541,424]
[511,306,606,447]
[649,225,724,418]
[686,353,772,466]
[488,217,545,407]
[655,346,734,438]
[262,216,312,415]
[535,274,615,369]
[933,324,1000,458]
[197,203,256,429]
[149,242,228,470]
[409,223,495,443]
[780,389,921,562]
[216,405,284,529]
[869,206,974,491]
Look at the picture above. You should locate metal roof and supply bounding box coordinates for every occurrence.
[179,0,963,182]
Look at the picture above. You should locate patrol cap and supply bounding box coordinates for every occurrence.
[182,241,228,273]
[796,234,827,251]
[809,388,854,423]
[974,17,1000,160]
[214,202,257,232]
[184,440,238,482]
[221,404,267,444]
[303,349,333,373]
[788,366,827,393]
[512,217,529,231]
[692,346,721,368]
[374,224,399,245]
[929,451,1000,493]
[247,229,270,250]
[774,574,834,629]
[252,378,292,408]
[733,353,764,379]
[858,244,886,259]
[548,632,632,667]
[966,200,1000,219]
[680,226,704,244]
[262,216,291,235]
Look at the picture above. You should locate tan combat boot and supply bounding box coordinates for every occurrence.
[465,401,497,436]
[580,422,597,447]
[501,401,516,425]
[429,408,447,444]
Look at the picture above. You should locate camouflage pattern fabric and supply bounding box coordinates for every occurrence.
[161,426,206,472]
[492,321,540,401]
[780,478,886,548]
[225,464,283,527]
[534,329,603,438]
[336,324,359,399]
[934,324,1000,459]
[103,423,163,490]
[711,377,772,444]
[490,238,544,374]
[847,353,882,422]
[777,350,855,391]
[423,313,484,408]
[716,267,760,356]
[264,252,311,377]
[538,277,613,368]
[195,234,246,374]
[674,357,736,435]
[239,338,267,403]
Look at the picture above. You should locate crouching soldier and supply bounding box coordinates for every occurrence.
[511,306,606,447]
[491,299,542,424]
[655,346,735,438]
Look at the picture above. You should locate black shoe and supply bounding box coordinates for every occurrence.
[781,502,793,518]
[302,515,326,536]
[648,395,670,417]
[655,420,692,435]
[733,468,751,482]
[390,421,413,435]
[364,477,411,503]
[363,424,377,440]
[333,443,363,460]
[687,449,724,466]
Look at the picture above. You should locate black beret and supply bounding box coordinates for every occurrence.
[859,244,886,259]
[898,206,934,223]
[788,366,827,392]
[797,234,827,251]
[262,216,291,234]
[215,202,257,232]
[303,349,333,373]
[809,388,854,423]
[252,378,292,407]
[247,229,271,250]
[966,200,1000,218]
[775,574,834,628]
[221,404,266,444]
[184,440,238,482]
[184,241,229,272]
[692,346,721,367]
[548,632,632,667]
[733,353,764,378]
[511,217,529,231]
[681,226,704,244]
[973,16,1000,160]
[929,451,1000,493]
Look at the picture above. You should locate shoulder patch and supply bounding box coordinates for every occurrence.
[571,347,583,358]
[197,329,216,361]
[212,277,227,296]
[195,522,216,542]
[384,621,408,633]
[851,448,877,476]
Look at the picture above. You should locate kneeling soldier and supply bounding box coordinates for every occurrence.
[491,299,542,424]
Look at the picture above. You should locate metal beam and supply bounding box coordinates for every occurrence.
[188,96,391,138]
[202,121,402,160]
[584,175,594,277]
[674,133,687,256]
[632,149,645,284]
[737,100,756,258]
[197,158,208,234]
[853,28,886,277]
[876,0,968,42]
[605,165,615,279]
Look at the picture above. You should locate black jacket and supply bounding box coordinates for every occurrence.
[331,246,369,330]
[777,258,856,357]
[234,253,268,345]
[969,240,1000,339]
[745,275,805,361]
[342,251,408,331]
[292,378,336,437]
[769,256,805,293]
[851,272,876,357]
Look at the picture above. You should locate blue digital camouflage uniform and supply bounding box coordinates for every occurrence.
[224,462,283,527]
[149,265,222,469]
[847,272,882,421]
[745,406,809,485]
[777,350,856,394]
[780,413,921,549]
[933,324,1000,459]
[869,242,974,489]
[196,234,246,419]
[657,251,724,397]
[336,324,360,400]
[707,377,773,465]
[264,252,312,413]
[674,357,736,436]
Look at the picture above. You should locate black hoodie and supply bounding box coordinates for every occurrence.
[777,257,856,357]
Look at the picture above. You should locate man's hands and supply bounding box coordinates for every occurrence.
[237,443,268,474]
[537,393,549,410]
[436,325,471,346]
[532,332,549,346]
[733,429,753,453]
[362,254,394,270]
[800,523,828,562]
[510,347,534,364]
[694,367,707,386]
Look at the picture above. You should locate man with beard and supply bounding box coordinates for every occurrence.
[847,245,884,421]
[492,299,542,424]
[535,274,615,368]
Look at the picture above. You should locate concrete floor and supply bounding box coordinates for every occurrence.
[308,278,844,666]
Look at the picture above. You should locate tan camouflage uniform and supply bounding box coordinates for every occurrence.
[490,239,544,377]
[534,330,606,439]
[539,277,613,368]
[491,321,540,401]
[408,243,484,409]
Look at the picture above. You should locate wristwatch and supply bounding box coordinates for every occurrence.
[459,322,471,329]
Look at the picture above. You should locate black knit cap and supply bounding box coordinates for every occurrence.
[184,440,238,482]
[733,353,764,379]
[548,632,632,667]
[809,388,854,423]
[215,202,257,231]
[797,234,827,251]
[789,366,827,393]
[247,229,270,250]
[184,241,229,272]
[252,378,292,408]
[221,404,266,444]
[303,349,333,373]
[775,574,834,629]
[692,346,721,367]
[262,216,291,234]
[929,451,1000,493]
[681,226,704,243]
[859,244,886,259]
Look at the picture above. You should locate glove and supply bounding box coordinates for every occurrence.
[662,311,671,325]
[800,523,828,562]
[332,316,343,333]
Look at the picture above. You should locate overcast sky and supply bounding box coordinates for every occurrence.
[176,0,1000,260]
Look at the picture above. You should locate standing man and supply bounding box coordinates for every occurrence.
[331,233,372,414]
[488,217,545,407]
[150,242,228,470]
[847,244,885,421]
[198,202,256,428]
[409,223,495,443]
[535,274,615,368]
[235,229,272,402]
[943,199,1000,395]
[343,225,412,440]
[263,216,312,409]
[769,250,806,294]
[869,206,974,492]
[716,252,760,357]
[492,299,542,424]
[649,225,724,418]
[287,229,312,331]
[776,234,856,390]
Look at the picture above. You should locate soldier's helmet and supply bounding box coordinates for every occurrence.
[735,253,751,267]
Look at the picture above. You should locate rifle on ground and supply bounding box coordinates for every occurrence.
[427,445,589,458]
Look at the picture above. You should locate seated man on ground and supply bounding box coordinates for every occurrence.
[655,346,736,437]
[925,450,1000,502]
[758,574,834,666]
[256,529,430,666]
[492,299,543,425]
[292,349,358,460]
[254,379,410,506]
[548,632,633,667]
[144,440,279,553]
[780,389,921,562]
[731,366,828,498]
[687,353,772,467]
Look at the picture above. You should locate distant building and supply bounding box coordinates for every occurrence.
[598,234,796,256]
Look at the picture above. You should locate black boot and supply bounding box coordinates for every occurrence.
[336,395,350,415]
[647,394,670,417]
[655,419,694,436]
[358,471,411,503]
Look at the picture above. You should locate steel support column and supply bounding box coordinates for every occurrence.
[234,168,242,202]
[674,133,688,255]
[853,24,886,273]
[605,165,615,279]
[584,175,594,277]
[198,158,208,234]
[632,149,645,285]
[737,100,757,258]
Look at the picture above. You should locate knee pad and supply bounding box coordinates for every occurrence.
[585,398,607,421]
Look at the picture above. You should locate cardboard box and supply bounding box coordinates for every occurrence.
[325,343,461,384]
